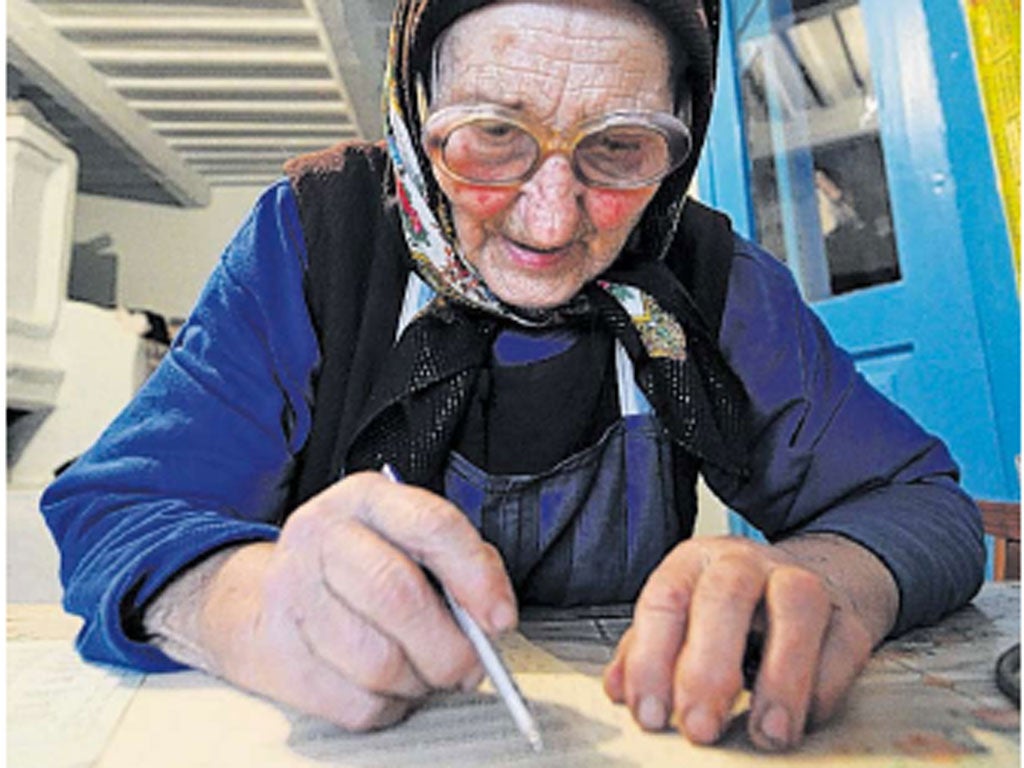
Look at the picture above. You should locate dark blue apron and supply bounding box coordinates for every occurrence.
[398,274,683,606]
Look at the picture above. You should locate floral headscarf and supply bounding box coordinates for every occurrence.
[349,0,749,481]
[384,0,721,360]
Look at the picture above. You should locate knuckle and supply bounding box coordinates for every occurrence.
[777,565,825,593]
[414,496,467,542]
[313,473,378,525]
[367,556,427,615]
[703,559,760,604]
[336,470,380,498]
[772,566,831,613]
[280,494,349,551]
[722,535,761,558]
[638,576,691,616]
[278,505,319,548]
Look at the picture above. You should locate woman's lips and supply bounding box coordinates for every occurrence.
[501,238,571,270]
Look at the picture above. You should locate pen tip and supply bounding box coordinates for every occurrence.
[528,731,544,753]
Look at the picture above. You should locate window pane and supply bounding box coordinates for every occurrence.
[737,0,901,299]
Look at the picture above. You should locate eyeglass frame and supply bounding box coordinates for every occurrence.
[422,104,693,190]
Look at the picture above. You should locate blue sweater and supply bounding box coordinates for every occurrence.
[40,179,985,672]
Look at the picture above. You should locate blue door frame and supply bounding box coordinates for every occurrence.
[700,0,1020,547]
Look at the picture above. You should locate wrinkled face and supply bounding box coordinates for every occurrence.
[430,0,674,309]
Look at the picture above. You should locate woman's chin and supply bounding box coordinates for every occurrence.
[487,278,581,312]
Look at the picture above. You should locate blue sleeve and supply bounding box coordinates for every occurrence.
[703,238,985,636]
[40,179,321,671]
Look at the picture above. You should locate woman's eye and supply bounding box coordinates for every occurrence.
[471,121,521,144]
[595,130,648,155]
[482,123,513,137]
[442,119,535,181]
[578,127,669,183]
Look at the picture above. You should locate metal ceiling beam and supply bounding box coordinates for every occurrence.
[47,15,316,34]
[81,48,328,66]
[130,100,348,113]
[7,0,210,206]
[151,121,355,135]
[309,0,389,140]
[107,77,339,94]
[170,137,343,149]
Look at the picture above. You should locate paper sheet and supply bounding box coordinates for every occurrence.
[88,633,1017,768]
[95,634,693,768]
[7,640,143,768]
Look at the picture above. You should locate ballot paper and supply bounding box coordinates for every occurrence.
[93,634,697,768]
[10,627,1018,768]
[7,641,143,768]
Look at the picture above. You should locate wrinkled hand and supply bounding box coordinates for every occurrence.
[196,471,516,730]
[603,534,896,751]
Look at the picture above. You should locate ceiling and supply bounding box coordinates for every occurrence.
[737,2,877,159]
[7,0,395,206]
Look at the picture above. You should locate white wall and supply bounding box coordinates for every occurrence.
[9,301,148,488]
[8,487,62,602]
[73,184,267,318]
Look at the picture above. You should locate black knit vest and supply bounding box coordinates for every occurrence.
[283,142,738,530]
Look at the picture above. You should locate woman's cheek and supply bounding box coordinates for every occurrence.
[444,181,517,221]
[586,187,657,230]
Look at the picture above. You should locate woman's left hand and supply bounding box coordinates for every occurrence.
[603,533,898,751]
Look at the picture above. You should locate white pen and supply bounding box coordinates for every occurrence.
[381,464,544,752]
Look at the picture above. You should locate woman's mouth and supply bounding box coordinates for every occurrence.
[501,238,572,270]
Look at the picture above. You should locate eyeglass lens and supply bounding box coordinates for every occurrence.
[440,119,673,187]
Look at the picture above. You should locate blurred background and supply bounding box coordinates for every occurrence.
[6,0,1019,601]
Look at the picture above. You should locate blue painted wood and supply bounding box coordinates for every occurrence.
[848,0,1018,499]
[698,0,755,237]
[705,0,1019,515]
[918,0,1021,502]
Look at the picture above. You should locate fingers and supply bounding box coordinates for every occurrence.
[807,606,873,725]
[607,537,875,751]
[673,551,764,744]
[746,566,831,750]
[317,516,482,690]
[194,475,512,733]
[344,473,517,635]
[618,548,696,731]
[257,585,414,731]
[285,618,414,731]
[243,471,516,731]
[291,568,431,699]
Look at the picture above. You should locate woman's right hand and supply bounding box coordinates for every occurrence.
[155,471,517,730]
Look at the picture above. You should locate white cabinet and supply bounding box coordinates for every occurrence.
[7,101,78,412]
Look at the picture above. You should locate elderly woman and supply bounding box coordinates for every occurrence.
[42,0,983,753]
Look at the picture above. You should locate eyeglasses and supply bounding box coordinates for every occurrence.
[423,105,691,190]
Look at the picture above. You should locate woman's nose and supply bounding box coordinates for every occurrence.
[517,154,586,247]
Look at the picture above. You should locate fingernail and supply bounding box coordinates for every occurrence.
[758,704,791,749]
[683,705,720,744]
[489,601,516,633]
[636,695,667,731]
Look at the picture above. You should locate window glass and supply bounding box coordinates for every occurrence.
[737,0,901,299]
